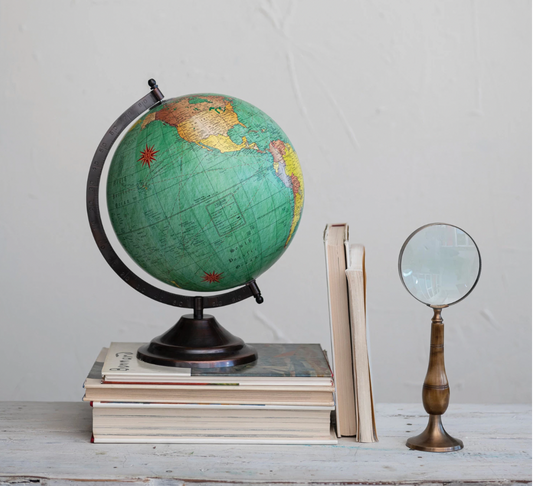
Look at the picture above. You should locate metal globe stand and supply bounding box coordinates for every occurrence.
[86,79,261,368]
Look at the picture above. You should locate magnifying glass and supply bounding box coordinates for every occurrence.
[399,223,481,452]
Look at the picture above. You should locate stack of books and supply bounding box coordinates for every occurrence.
[324,223,378,442]
[83,342,337,444]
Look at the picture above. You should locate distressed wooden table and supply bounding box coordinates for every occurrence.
[0,402,530,485]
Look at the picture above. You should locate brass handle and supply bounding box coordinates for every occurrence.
[422,307,450,416]
[406,307,463,452]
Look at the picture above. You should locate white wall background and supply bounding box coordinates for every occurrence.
[0,0,530,404]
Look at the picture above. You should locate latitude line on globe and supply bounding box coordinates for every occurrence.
[238,178,265,275]
[168,129,200,266]
[136,125,205,290]
[171,135,241,287]
[236,171,267,273]
[270,155,281,262]
[184,179,264,287]
[169,127,232,286]
[112,139,271,213]
[168,128,205,219]
[185,148,263,239]
[214,193,251,284]
[192,149,247,285]
[194,155,241,285]
[121,122,264,187]
[169,128,198,264]
[147,162,200,290]
[114,167,276,237]
[117,183,289,244]
[252,158,279,272]
[114,130,204,204]
[175,133,272,285]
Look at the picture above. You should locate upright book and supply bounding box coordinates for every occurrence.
[324,224,378,442]
[323,223,356,436]
[345,243,378,442]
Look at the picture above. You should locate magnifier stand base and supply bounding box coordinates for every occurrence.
[407,414,464,453]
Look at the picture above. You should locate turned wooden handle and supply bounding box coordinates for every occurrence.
[422,308,450,416]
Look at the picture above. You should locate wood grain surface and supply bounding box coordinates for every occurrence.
[0,402,530,485]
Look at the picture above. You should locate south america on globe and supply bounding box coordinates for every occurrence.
[107,94,304,292]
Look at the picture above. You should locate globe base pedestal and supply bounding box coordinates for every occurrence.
[137,314,258,368]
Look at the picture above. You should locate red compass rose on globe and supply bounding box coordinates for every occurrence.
[137,144,159,168]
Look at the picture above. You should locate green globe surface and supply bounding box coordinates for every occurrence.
[107,94,304,292]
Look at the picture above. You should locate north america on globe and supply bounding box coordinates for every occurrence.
[107,94,304,292]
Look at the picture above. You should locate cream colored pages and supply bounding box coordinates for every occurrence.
[346,244,377,442]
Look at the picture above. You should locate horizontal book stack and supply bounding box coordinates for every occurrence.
[83,342,337,444]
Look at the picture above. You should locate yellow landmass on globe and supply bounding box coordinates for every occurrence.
[141,112,156,129]
[193,134,258,153]
[145,96,255,154]
[130,118,144,130]
[283,144,304,246]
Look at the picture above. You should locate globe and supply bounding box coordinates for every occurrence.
[106,93,304,293]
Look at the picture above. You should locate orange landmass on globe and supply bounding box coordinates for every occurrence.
[268,140,304,246]
[141,112,156,129]
[143,95,257,153]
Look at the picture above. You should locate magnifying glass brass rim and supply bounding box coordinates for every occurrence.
[398,222,482,308]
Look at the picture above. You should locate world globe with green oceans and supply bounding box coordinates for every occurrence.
[107,94,304,292]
